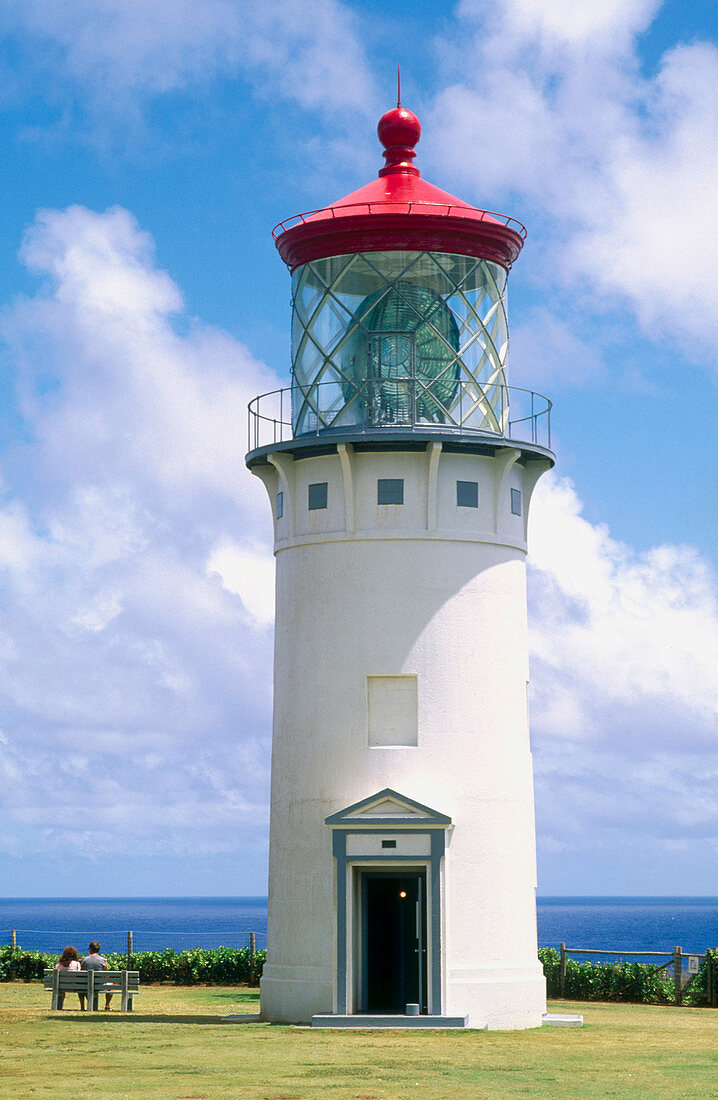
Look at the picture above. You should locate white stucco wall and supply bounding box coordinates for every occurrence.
[252,440,550,1028]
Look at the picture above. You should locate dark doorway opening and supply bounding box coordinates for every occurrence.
[361,870,427,1014]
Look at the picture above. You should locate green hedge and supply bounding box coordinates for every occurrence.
[0,944,266,986]
[4,942,716,1003]
[539,946,718,1006]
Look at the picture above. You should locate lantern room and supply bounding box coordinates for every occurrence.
[263,100,546,449]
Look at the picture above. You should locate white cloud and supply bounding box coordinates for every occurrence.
[0,0,376,114]
[207,540,275,626]
[0,204,280,865]
[529,474,718,732]
[567,43,718,352]
[527,475,718,865]
[459,0,661,53]
[7,204,276,503]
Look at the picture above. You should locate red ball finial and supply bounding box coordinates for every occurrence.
[377,70,421,177]
[377,106,421,151]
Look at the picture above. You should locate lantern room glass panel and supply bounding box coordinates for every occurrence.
[290,251,509,437]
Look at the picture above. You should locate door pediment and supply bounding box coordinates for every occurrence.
[326,788,451,828]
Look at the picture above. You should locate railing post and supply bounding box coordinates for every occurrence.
[560,942,566,998]
[10,929,16,981]
[674,946,682,1005]
[127,930,133,972]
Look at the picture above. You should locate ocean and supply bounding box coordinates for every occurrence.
[1,896,715,959]
[536,897,717,960]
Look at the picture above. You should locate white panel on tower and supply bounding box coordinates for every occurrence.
[367,675,418,747]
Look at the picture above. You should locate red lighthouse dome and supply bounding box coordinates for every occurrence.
[273,101,525,271]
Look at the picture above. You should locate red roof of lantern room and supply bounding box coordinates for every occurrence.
[273,101,526,272]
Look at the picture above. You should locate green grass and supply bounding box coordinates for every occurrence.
[1,982,717,1099]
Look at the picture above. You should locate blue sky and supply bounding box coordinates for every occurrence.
[0,0,715,897]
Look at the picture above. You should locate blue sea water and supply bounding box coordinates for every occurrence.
[0,897,268,956]
[536,897,717,959]
[0,896,715,958]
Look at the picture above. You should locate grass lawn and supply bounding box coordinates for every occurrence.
[1,983,717,1099]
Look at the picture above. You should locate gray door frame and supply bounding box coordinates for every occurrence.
[326,789,451,1016]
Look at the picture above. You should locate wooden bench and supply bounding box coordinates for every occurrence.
[43,968,140,1012]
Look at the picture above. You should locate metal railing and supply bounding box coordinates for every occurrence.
[247,380,551,453]
[272,202,527,240]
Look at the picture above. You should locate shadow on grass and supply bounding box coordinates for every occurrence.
[47,1013,265,1027]
[209,990,260,1001]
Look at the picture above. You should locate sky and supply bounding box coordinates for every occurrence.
[0,0,716,898]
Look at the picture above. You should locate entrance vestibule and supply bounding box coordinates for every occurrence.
[325,788,451,1018]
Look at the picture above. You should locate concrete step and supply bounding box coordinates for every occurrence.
[542,1012,583,1027]
[311,1013,470,1029]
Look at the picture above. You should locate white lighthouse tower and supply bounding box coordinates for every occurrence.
[246,97,554,1029]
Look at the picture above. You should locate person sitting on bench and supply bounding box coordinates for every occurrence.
[81,941,113,1011]
[54,946,82,1009]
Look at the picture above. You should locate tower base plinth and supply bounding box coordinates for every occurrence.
[260,964,333,1025]
[447,962,547,1030]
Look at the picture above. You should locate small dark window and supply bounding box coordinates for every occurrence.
[308,482,328,510]
[511,488,522,516]
[378,478,404,505]
[457,480,478,508]
[381,839,397,849]
[276,491,283,519]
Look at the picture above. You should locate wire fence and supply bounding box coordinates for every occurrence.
[548,943,717,1006]
[557,947,678,966]
[3,929,267,955]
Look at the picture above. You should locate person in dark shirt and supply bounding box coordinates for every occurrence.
[80,940,113,1011]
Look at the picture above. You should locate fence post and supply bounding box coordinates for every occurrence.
[705,951,712,1007]
[708,951,717,1008]
[250,931,255,970]
[559,942,566,998]
[673,946,682,1005]
[10,930,17,981]
[127,931,133,972]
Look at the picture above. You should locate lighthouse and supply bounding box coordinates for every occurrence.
[246,96,554,1029]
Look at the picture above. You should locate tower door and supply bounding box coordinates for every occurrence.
[360,870,427,1014]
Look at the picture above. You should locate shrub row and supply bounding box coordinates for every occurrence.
[0,944,266,986]
[4,942,716,1002]
[538,946,718,1006]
